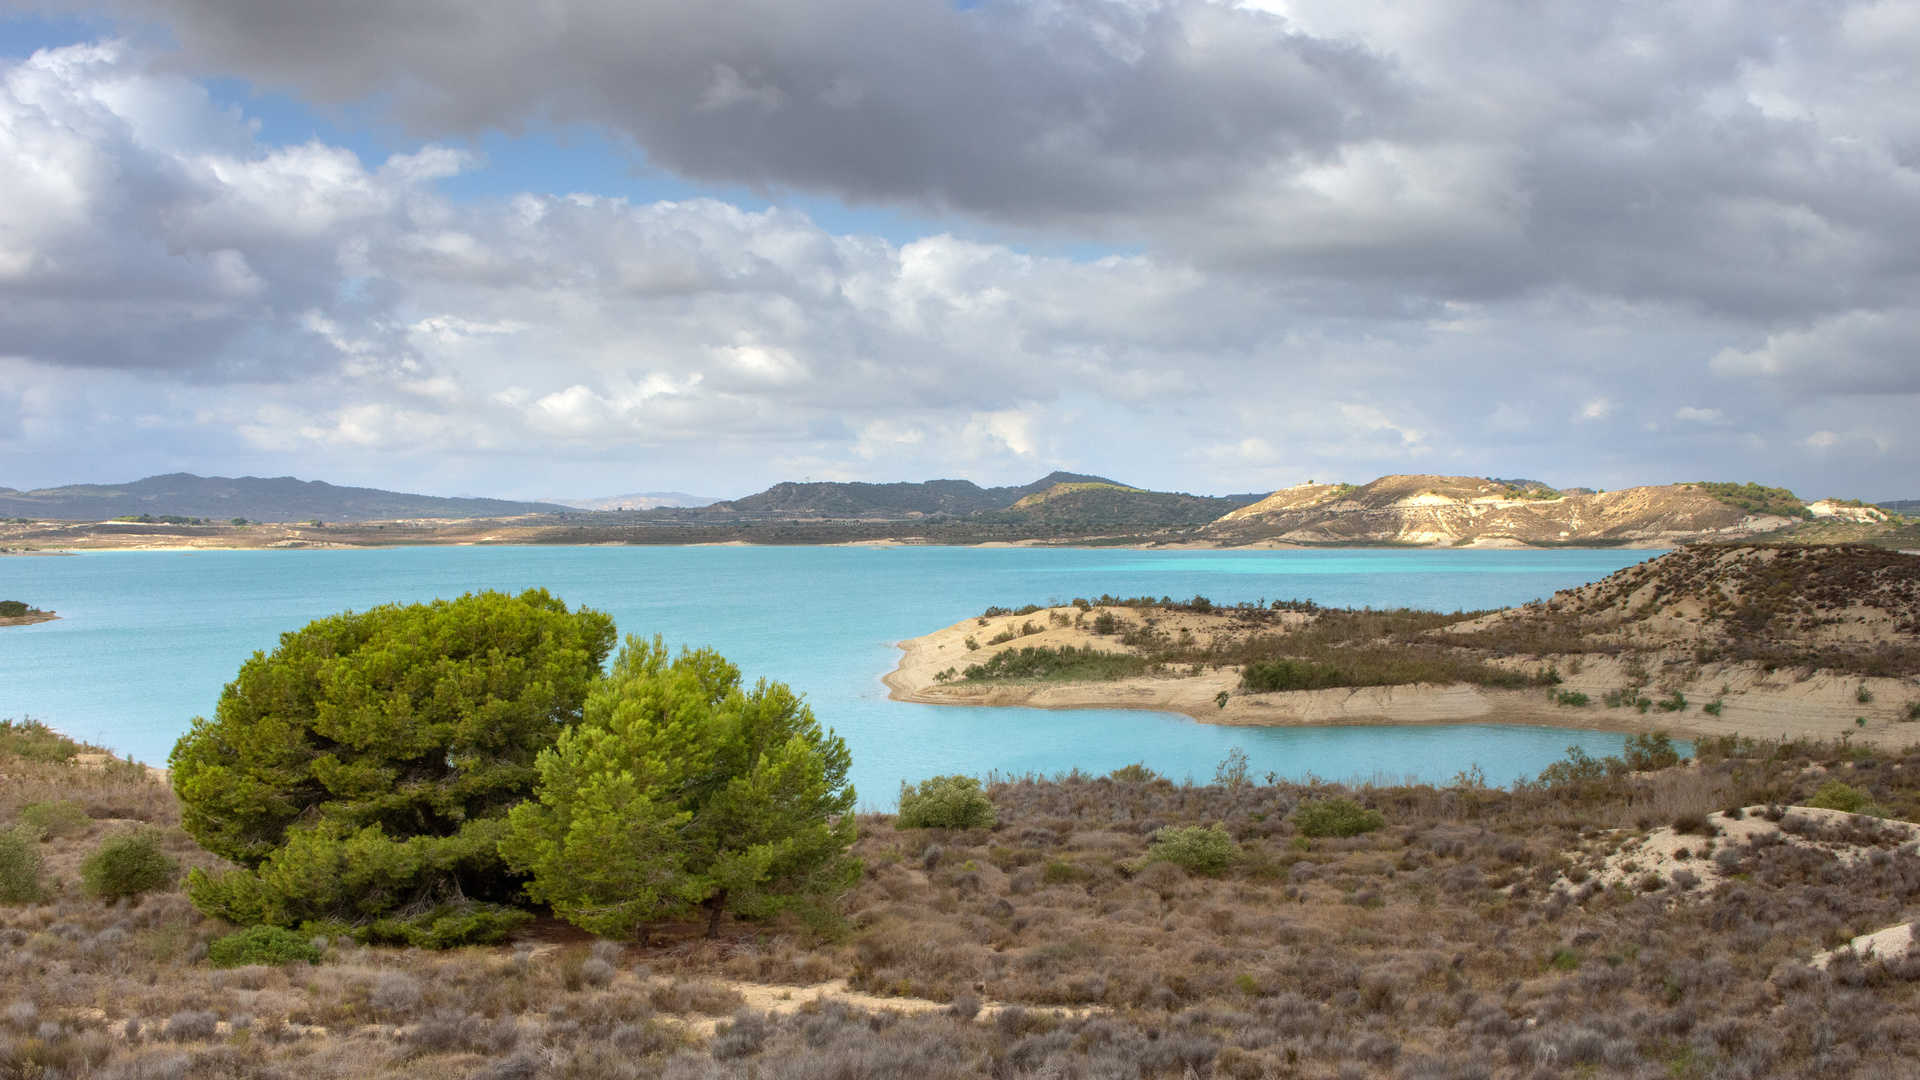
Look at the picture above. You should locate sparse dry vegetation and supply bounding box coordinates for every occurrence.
[10,715,1920,1077]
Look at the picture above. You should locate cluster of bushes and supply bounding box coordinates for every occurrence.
[1240,650,1552,693]
[960,645,1150,683]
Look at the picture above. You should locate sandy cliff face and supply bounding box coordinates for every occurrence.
[1204,475,1794,547]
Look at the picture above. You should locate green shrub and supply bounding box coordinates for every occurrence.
[0,826,46,903]
[1702,700,1724,717]
[363,902,532,948]
[80,828,179,900]
[16,800,90,841]
[1623,732,1682,771]
[1553,690,1591,707]
[1108,762,1160,783]
[1145,824,1239,875]
[0,600,27,617]
[1656,691,1688,713]
[1293,798,1385,838]
[1807,781,1879,816]
[1856,684,1874,704]
[1905,701,1920,722]
[207,925,323,968]
[897,775,998,830]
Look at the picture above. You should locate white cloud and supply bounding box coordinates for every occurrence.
[5,35,1920,500]
[1673,406,1726,424]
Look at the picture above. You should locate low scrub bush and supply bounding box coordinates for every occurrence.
[16,800,90,840]
[1293,798,1385,838]
[898,775,998,830]
[1145,824,1239,875]
[1554,690,1591,707]
[0,600,28,616]
[1623,733,1682,771]
[0,825,45,903]
[80,828,178,900]
[1807,781,1879,816]
[207,925,323,968]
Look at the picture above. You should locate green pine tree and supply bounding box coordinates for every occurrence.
[501,635,858,940]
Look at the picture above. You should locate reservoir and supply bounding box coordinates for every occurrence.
[1,544,1662,807]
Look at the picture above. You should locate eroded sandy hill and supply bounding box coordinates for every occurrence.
[1205,475,1796,547]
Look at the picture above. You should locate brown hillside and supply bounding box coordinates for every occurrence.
[1448,543,1920,674]
[1205,474,1795,547]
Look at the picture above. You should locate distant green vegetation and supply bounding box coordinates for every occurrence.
[961,646,1151,682]
[0,718,79,762]
[0,601,33,617]
[113,513,211,525]
[1691,482,1811,519]
[1240,652,1549,692]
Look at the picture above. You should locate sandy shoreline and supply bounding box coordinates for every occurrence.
[0,611,59,628]
[886,607,1920,748]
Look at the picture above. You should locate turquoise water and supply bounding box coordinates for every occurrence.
[0,545,1660,807]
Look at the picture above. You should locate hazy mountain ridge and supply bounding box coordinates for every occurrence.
[0,473,570,523]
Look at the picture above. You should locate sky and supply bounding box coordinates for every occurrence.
[2,2,1917,502]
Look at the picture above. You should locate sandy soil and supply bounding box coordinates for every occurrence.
[887,607,1920,746]
[0,610,59,627]
[1554,803,1918,896]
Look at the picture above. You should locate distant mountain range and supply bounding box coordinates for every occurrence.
[6,470,1903,547]
[0,474,569,523]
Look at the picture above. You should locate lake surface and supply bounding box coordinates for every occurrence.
[1,545,1662,807]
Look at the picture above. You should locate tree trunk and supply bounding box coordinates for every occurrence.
[705,891,728,938]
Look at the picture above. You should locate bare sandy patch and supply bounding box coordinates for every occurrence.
[1553,804,1918,897]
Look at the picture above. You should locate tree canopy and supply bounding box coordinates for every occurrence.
[171,589,616,944]
[501,635,859,940]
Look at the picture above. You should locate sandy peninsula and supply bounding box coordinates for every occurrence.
[887,599,1920,748]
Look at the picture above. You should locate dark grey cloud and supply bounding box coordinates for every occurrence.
[45,0,1920,328]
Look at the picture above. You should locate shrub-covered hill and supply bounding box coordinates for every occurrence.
[1448,543,1920,675]
[983,482,1261,530]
